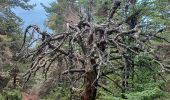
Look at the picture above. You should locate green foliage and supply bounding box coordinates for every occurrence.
[97,89,123,100]
[126,87,164,100]
[41,0,69,33]
[134,53,158,84]
[97,84,165,100]
[42,86,70,100]
[96,51,167,100]
[0,9,22,34]
[0,0,34,34]
[0,88,21,100]
[0,0,34,9]
[0,1,33,97]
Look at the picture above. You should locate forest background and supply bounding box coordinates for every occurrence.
[0,0,170,100]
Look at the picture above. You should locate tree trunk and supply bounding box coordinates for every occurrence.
[80,70,97,100]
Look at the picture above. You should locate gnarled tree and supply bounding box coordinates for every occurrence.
[19,0,170,100]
